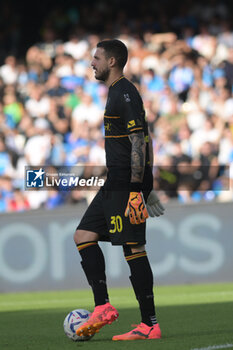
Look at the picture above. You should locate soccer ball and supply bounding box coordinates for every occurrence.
[63,309,93,341]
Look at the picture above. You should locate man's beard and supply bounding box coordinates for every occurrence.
[96,68,110,82]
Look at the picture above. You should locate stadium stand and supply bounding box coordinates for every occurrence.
[0,0,232,211]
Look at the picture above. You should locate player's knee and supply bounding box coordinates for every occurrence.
[73,229,80,244]
[123,244,145,257]
[131,245,145,253]
[73,229,99,245]
[73,229,88,244]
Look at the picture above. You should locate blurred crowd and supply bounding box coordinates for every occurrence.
[0,0,233,212]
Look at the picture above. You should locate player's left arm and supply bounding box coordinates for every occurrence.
[125,131,149,224]
[129,131,146,183]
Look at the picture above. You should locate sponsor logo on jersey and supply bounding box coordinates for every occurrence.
[127,120,136,128]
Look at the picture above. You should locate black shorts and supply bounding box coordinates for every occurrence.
[77,174,152,246]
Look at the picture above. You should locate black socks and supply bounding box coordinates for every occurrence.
[125,250,157,326]
[77,241,157,327]
[77,242,109,306]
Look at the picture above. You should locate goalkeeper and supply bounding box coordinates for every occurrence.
[74,39,165,341]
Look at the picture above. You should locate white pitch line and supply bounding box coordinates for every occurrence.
[191,344,233,350]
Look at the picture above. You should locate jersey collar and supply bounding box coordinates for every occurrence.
[111,76,125,87]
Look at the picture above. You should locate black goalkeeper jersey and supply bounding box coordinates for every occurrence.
[104,76,150,171]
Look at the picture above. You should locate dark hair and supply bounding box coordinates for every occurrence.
[97,39,128,69]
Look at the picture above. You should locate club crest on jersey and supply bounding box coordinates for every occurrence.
[124,93,131,102]
[127,120,136,128]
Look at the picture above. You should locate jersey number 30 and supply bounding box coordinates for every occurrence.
[109,215,123,233]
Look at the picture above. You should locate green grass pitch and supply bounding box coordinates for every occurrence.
[0,283,233,350]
